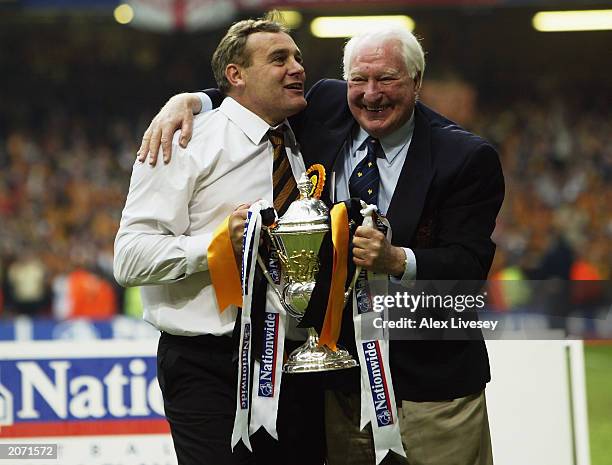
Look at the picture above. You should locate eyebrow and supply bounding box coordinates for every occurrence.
[268,48,302,60]
[350,67,401,77]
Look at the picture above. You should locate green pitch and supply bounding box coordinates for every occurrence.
[584,344,612,465]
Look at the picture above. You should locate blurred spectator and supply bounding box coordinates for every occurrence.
[4,252,49,316]
[488,251,531,312]
[531,234,575,280]
[52,267,117,320]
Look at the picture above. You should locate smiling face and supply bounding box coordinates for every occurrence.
[347,39,419,138]
[230,31,306,126]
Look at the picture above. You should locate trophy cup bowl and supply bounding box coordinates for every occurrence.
[267,174,358,373]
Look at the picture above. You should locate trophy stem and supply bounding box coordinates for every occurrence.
[283,327,358,373]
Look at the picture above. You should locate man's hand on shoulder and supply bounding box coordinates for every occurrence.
[137,93,202,166]
[352,225,406,277]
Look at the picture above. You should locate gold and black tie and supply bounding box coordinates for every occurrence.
[268,128,299,216]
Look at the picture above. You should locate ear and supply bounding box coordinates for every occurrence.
[225,64,245,89]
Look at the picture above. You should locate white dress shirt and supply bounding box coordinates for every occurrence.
[114,97,305,336]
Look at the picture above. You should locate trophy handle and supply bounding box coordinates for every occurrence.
[256,254,303,319]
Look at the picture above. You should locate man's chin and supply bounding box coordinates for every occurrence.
[360,120,391,138]
[288,99,307,113]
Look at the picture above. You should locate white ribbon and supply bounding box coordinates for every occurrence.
[231,200,287,449]
[249,290,286,439]
[353,204,405,464]
[231,201,267,451]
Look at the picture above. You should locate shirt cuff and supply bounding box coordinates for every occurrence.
[195,92,212,114]
[390,247,417,285]
[184,233,212,275]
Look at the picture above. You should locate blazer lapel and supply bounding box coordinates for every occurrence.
[386,105,435,246]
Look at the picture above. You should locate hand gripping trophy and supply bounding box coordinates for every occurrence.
[260,166,358,373]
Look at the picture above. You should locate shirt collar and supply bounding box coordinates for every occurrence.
[269,122,298,149]
[219,97,297,147]
[351,110,415,163]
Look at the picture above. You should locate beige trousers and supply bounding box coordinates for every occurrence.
[325,390,493,465]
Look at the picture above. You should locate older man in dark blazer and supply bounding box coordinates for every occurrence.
[292,30,503,465]
[139,27,504,465]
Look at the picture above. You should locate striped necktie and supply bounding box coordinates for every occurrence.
[268,127,299,216]
[349,137,381,205]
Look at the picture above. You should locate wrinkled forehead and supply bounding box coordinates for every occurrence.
[349,39,406,71]
[245,31,299,58]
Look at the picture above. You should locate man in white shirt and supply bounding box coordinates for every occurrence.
[114,16,324,465]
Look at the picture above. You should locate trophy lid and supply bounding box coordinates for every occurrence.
[274,173,329,234]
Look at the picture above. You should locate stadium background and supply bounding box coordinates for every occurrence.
[0,0,610,463]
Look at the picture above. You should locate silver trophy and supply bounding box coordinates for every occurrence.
[261,173,358,373]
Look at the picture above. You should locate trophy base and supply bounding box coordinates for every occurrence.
[283,329,358,373]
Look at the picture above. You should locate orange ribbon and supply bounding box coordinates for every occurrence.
[207,215,242,312]
[319,203,349,350]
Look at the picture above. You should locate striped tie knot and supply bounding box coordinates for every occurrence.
[268,127,285,149]
[268,127,298,216]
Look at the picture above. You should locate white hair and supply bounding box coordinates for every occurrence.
[342,28,425,85]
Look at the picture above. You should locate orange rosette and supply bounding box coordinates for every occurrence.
[305,164,326,199]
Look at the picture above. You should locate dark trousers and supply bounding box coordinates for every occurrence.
[157,332,325,465]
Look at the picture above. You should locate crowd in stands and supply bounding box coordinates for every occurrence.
[476,100,611,281]
[0,97,610,325]
[0,108,143,319]
[474,100,611,327]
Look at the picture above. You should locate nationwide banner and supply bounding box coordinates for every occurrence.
[0,340,176,465]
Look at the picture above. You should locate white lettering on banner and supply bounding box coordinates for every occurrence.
[129,359,149,416]
[362,341,393,427]
[104,365,129,417]
[258,312,278,397]
[15,359,163,420]
[18,361,69,419]
[70,376,105,418]
[262,316,276,367]
[240,324,251,409]
[148,377,165,415]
